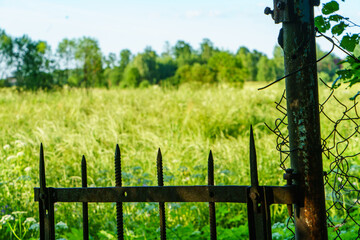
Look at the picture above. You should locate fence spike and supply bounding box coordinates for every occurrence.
[81,155,89,240]
[208,150,217,240]
[115,144,122,187]
[114,144,124,240]
[157,148,166,239]
[157,148,164,186]
[249,125,259,187]
[39,143,46,239]
[81,155,87,187]
[40,143,46,193]
[208,150,214,186]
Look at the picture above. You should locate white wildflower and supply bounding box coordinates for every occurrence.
[6,155,15,161]
[17,152,24,157]
[14,140,25,147]
[0,215,14,224]
[3,144,10,150]
[24,217,36,224]
[24,167,32,172]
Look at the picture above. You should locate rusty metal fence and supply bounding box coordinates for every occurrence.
[266,80,360,239]
[32,1,360,239]
[34,127,298,240]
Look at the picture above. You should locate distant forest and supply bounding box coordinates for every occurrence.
[0,28,341,90]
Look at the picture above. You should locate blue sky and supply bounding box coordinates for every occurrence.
[0,0,359,58]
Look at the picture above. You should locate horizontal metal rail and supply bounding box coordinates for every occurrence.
[34,185,297,204]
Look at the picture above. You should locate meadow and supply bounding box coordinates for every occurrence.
[0,82,359,239]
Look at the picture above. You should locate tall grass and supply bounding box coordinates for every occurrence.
[0,82,359,239]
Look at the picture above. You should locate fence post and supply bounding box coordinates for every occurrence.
[272,0,328,239]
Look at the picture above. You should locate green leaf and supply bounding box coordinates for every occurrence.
[314,16,331,32]
[337,69,353,79]
[329,14,344,22]
[331,22,348,36]
[322,1,340,15]
[340,34,360,52]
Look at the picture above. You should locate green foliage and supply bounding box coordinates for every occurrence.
[75,37,104,88]
[236,47,264,81]
[173,40,196,66]
[200,38,217,63]
[132,47,158,84]
[340,34,359,52]
[189,63,216,83]
[314,16,331,32]
[256,56,277,82]
[322,1,340,15]
[315,0,360,90]
[0,25,343,90]
[121,67,141,88]
[208,51,247,84]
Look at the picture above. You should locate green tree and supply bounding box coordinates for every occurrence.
[173,40,195,66]
[104,52,117,69]
[119,49,132,71]
[132,46,158,84]
[3,34,55,90]
[190,63,216,83]
[157,55,177,82]
[273,46,284,79]
[74,37,103,88]
[200,38,216,63]
[0,29,13,80]
[208,51,247,85]
[236,47,263,81]
[256,55,276,82]
[121,67,141,88]
[56,38,77,85]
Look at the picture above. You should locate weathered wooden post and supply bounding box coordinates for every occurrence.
[265,0,328,239]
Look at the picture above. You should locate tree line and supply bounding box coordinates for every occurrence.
[0,28,341,90]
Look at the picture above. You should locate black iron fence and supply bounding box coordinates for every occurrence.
[34,127,297,240]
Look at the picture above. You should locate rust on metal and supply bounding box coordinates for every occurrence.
[114,144,124,240]
[247,127,272,240]
[34,185,297,204]
[35,139,300,239]
[208,150,217,240]
[281,0,328,238]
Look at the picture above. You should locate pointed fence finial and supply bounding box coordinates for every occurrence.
[81,155,89,240]
[249,126,259,187]
[115,144,122,187]
[208,150,214,186]
[156,148,166,239]
[81,155,87,187]
[39,143,46,193]
[208,150,217,240]
[157,148,164,186]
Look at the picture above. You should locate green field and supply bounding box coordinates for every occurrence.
[1,82,359,239]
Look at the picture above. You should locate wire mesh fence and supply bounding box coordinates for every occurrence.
[266,80,360,239]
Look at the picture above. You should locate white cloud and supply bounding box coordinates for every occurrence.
[208,10,222,17]
[185,10,202,19]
